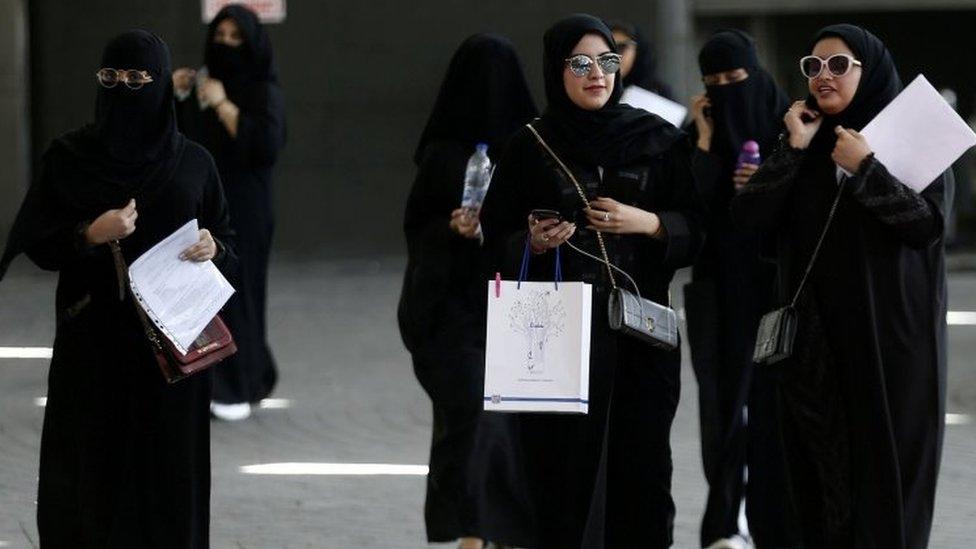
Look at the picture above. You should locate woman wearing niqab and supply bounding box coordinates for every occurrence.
[1,29,236,547]
[175,4,286,419]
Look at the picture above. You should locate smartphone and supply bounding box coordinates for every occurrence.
[530,209,562,222]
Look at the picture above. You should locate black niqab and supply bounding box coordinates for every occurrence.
[205,4,277,100]
[698,29,789,169]
[609,21,672,99]
[0,30,184,280]
[414,33,537,164]
[538,14,683,168]
[806,24,902,154]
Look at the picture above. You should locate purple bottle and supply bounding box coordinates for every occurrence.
[736,140,761,169]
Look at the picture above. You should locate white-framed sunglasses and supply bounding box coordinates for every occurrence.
[564,52,622,78]
[799,54,862,79]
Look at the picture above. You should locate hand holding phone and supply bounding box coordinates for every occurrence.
[784,99,823,150]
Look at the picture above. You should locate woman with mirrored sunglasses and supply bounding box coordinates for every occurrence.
[399,33,539,549]
[174,4,286,422]
[731,24,950,549]
[0,30,236,547]
[480,14,703,548]
[683,29,798,549]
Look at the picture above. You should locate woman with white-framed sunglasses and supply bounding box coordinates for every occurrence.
[732,24,950,549]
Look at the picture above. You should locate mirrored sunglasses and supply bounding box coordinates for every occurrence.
[565,53,622,78]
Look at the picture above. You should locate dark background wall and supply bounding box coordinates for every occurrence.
[23,0,658,259]
[13,2,976,261]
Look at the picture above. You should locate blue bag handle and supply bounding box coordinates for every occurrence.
[517,233,562,290]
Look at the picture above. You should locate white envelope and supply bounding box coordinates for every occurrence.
[620,85,689,128]
[854,74,976,192]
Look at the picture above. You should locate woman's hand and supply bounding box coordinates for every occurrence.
[172,68,196,95]
[85,199,137,245]
[449,208,481,240]
[784,100,823,150]
[180,229,218,262]
[831,126,872,173]
[585,197,663,238]
[690,94,714,152]
[733,163,760,189]
[198,78,228,108]
[527,215,575,253]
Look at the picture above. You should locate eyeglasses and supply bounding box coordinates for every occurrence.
[799,54,862,79]
[564,53,622,78]
[95,68,154,90]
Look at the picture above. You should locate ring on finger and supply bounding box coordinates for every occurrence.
[542,233,550,242]
[603,212,610,222]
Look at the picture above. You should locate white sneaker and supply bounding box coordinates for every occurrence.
[210,402,252,421]
[706,535,751,549]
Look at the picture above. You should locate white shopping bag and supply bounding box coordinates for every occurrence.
[484,271,592,414]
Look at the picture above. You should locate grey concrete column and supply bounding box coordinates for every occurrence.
[0,0,29,236]
[654,0,696,105]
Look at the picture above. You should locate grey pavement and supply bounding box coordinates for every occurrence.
[1,257,974,548]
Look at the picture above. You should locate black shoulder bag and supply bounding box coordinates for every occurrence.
[753,178,846,365]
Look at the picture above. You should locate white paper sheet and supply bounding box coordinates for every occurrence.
[128,219,235,354]
[854,74,976,192]
[620,85,688,128]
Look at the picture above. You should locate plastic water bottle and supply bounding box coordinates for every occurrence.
[461,143,492,212]
[736,140,761,169]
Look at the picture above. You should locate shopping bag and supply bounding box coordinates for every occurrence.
[484,240,592,414]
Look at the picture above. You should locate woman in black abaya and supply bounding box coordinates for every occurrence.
[175,4,285,420]
[480,15,703,548]
[732,24,949,548]
[683,30,797,549]
[398,33,538,549]
[0,30,236,547]
[609,20,674,100]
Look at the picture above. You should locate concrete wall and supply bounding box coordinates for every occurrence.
[24,1,662,258]
[0,0,28,242]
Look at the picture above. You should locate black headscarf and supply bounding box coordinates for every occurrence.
[805,24,902,154]
[0,30,184,280]
[538,14,683,168]
[608,20,674,100]
[698,29,789,170]
[414,33,538,164]
[205,4,277,101]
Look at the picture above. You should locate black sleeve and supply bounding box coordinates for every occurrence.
[196,154,239,279]
[480,130,554,280]
[849,154,949,248]
[650,141,705,269]
[690,146,726,215]
[731,140,805,230]
[19,158,97,272]
[235,83,286,168]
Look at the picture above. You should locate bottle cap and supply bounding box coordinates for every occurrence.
[476,142,488,152]
[742,140,759,153]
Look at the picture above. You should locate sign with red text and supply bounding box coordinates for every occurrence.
[202,0,286,24]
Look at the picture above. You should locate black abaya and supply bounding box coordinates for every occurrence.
[0,31,236,548]
[731,24,949,548]
[684,29,797,548]
[397,33,538,546]
[176,5,285,404]
[480,16,703,547]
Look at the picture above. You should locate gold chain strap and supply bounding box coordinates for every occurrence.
[524,123,617,290]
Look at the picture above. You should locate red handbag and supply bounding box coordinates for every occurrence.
[110,240,237,383]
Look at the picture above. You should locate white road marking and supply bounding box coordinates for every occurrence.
[239,462,429,476]
[259,398,292,409]
[0,347,52,359]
